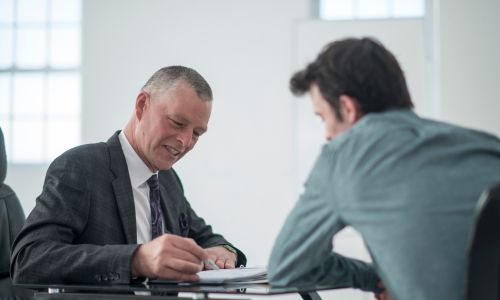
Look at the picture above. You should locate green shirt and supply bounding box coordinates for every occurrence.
[268,109,500,300]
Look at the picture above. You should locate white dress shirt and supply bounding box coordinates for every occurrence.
[118,131,162,244]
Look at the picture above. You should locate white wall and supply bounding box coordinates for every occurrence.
[5,164,46,215]
[438,0,500,136]
[4,1,500,299]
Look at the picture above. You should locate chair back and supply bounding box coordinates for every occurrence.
[0,127,32,299]
[466,182,500,300]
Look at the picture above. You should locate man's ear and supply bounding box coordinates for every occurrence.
[135,91,148,120]
[339,95,362,124]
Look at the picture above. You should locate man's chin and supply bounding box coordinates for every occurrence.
[156,159,176,171]
[156,153,186,170]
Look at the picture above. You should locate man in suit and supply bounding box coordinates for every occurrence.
[11,66,246,284]
[267,37,500,300]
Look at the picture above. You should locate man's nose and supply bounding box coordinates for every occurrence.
[177,129,193,147]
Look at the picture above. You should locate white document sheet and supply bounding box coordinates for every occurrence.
[197,267,267,284]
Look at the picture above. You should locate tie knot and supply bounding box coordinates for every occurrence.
[147,174,159,190]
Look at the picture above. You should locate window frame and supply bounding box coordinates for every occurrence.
[0,0,82,164]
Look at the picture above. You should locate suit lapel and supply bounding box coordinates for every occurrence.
[107,131,137,244]
[158,170,190,236]
[159,182,173,234]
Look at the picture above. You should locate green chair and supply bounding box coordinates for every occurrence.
[466,182,500,300]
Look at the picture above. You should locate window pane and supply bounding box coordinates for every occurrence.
[3,0,82,164]
[16,26,47,68]
[47,118,79,160]
[0,0,15,23]
[320,0,353,20]
[47,72,80,115]
[0,27,13,68]
[0,119,11,159]
[11,117,44,163]
[393,0,425,17]
[358,0,389,18]
[49,27,80,67]
[50,0,81,23]
[13,73,44,115]
[320,0,424,19]
[0,74,11,114]
[17,0,47,23]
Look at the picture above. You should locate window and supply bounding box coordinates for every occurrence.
[319,0,425,20]
[0,0,81,164]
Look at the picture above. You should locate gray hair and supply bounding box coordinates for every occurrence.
[142,66,213,101]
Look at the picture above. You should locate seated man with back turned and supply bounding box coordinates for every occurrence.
[268,37,500,300]
[11,66,246,284]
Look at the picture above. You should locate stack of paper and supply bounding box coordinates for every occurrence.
[197,267,267,284]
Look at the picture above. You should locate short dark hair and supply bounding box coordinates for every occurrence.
[290,37,413,119]
[142,65,213,101]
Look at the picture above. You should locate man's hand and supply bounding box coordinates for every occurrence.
[374,281,391,300]
[205,246,237,269]
[131,234,208,281]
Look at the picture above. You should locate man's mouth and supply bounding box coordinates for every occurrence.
[165,145,181,157]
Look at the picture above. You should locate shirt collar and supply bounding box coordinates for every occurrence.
[118,131,157,187]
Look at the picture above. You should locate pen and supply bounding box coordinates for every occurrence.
[203,259,220,270]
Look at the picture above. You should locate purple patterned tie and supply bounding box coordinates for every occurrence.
[147,174,163,239]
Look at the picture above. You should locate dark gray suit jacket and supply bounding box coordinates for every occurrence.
[10,131,246,284]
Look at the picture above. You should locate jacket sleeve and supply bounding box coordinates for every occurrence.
[267,145,380,291]
[10,151,138,284]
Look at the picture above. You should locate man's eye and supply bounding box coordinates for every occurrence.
[170,119,184,127]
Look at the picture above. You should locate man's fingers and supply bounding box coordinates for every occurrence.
[215,257,235,269]
[133,234,211,280]
[163,257,203,274]
[170,236,208,260]
[204,245,237,269]
[166,246,206,265]
[215,258,225,269]
[224,259,235,269]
